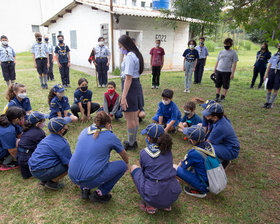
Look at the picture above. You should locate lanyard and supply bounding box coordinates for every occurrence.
[257,51,263,61]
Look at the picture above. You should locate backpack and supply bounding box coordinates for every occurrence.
[194,146,227,195]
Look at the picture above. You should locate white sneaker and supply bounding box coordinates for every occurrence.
[187,90,190,93]
[151,85,155,89]
[98,84,101,88]
[156,86,159,89]
[183,89,188,93]
[102,84,106,88]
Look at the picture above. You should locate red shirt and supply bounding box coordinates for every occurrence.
[150,47,165,67]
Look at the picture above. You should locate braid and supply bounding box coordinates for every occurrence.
[93,111,111,139]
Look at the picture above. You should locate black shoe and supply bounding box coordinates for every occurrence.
[39,181,47,186]
[45,180,64,190]
[263,103,269,108]
[222,160,231,169]
[139,117,143,123]
[81,189,91,200]
[215,94,220,102]
[193,82,197,84]
[220,95,225,103]
[266,103,273,109]
[123,141,138,151]
[250,86,253,89]
[89,191,112,203]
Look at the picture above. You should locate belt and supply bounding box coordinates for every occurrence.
[36,57,47,60]
[145,176,173,183]
[96,57,106,59]
[186,60,195,63]
[2,61,13,63]
[18,146,32,154]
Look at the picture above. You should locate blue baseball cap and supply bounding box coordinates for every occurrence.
[48,117,71,133]
[26,111,48,125]
[141,123,164,138]
[201,103,224,117]
[200,99,216,109]
[53,84,64,93]
[183,125,205,142]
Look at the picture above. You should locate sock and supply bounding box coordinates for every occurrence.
[6,81,10,86]
[134,125,139,143]
[11,80,15,84]
[270,94,277,104]
[216,93,220,99]
[39,76,43,85]
[266,92,271,103]
[96,189,103,196]
[221,95,225,100]
[128,128,135,146]
[44,75,48,85]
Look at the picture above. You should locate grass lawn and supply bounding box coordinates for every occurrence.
[0,49,279,224]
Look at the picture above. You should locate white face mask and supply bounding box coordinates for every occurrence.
[99,41,104,46]
[18,93,27,99]
[57,92,64,97]
[2,41,8,46]
[156,43,160,47]
[189,45,194,49]
[38,121,46,128]
[162,99,170,105]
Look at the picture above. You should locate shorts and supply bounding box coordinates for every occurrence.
[30,163,68,181]
[267,69,280,90]
[152,115,180,128]
[215,70,231,89]
[1,61,16,81]
[36,58,48,75]
[122,78,144,112]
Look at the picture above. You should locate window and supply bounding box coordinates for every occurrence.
[31,25,40,33]
[100,24,109,45]
[141,1,145,7]
[52,33,56,46]
[132,0,136,6]
[150,2,152,8]
[58,31,62,35]
[70,30,77,49]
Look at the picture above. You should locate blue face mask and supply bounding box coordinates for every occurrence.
[121,47,128,55]
[146,137,150,145]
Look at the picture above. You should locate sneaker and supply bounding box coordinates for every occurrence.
[66,84,71,88]
[0,162,19,171]
[163,206,172,212]
[186,90,190,93]
[249,86,254,89]
[266,103,273,109]
[156,86,159,89]
[89,190,112,203]
[151,85,155,89]
[184,186,206,198]
[45,84,48,89]
[98,84,101,88]
[183,89,188,93]
[39,181,47,186]
[145,205,157,214]
[263,102,269,108]
[215,97,221,102]
[139,200,146,212]
[220,96,226,103]
[222,160,231,169]
[41,84,45,89]
[45,180,64,190]
[81,189,91,200]
[123,141,138,151]
[102,84,106,88]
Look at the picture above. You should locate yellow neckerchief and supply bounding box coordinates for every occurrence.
[87,123,108,135]
[193,144,215,158]
[144,144,161,158]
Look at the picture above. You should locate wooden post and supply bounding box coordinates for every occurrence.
[201,25,204,37]
[110,0,115,71]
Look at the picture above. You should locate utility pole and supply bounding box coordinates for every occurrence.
[110,0,115,71]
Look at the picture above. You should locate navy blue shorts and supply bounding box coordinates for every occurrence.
[267,69,280,90]
[30,163,68,181]
[1,61,16,81]
[36,58,48,75]
[122,78,144,112]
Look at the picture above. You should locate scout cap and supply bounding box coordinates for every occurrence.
[53,84,64,93]
[48,117,71,133]
[141,123,164,138]
[201,103,224,117]
[26,111,48,125]
[183,125,205,142]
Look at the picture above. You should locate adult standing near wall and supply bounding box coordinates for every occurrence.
[250,43,271,89]
[119,35,144,150]
[44,35,54,81]
[194,37,209,84]
[94,37,111,88]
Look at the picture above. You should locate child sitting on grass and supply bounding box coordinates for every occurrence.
[152,89,181,133]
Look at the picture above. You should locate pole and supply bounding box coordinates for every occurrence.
[110,0,115,71]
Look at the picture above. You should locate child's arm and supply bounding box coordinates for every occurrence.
[64,110,68,118]
[165,120,175,133]
[67,52,70,67]
[264,64,271,79]
[57,111,62,117]
[161,54,164,69]
[158,116,163,125]
[33,54,37,68]
[231,62,237,79]
[214,60,219,74]
[103,95,109,114]
[111,95,120,115]
[87,101,91,120]
[56,53,61,68]
[78,102,85,121]
[119,150,129,165]
[192,58,198,72]
[183,58,186,71]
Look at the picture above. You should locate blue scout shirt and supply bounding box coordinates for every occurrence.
[208,116,240,148]
[74,89,92,105]
[254,50,271,68]
[46,42,53,55]
[0,45,16,62]
[95,45,110,58]
[8,97,32,112]
[182,48,199,62]
[195,45,209,59]
[155,101,181,123]
[18,127,45,150]
[55,44,70,64]
[68,124,123,182]
[181,141,214,184]
[49,96,71,119]
[31,42,49,59]
[268,52,280,70]
[121,52,140,79]
[28,133,72,171]
[0,124,17,156]
[181,113,202,126]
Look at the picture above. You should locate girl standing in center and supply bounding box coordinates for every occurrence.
[119,35,144,150]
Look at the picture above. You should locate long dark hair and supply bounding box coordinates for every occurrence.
[76,78,88,90]
[48,87,56,105]
[261,42,268,52]
[118,35,144,74]
[6,83,25,101]
[149,133,173,155]
[0,106,26,127]
[93,111,111,139]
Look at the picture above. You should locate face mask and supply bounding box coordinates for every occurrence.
[62,128,68,136]
[59,39,63,44]
[146,137,150,145]
[99,41,104,46]
[38,121,46,128]
[278,48,280,51]
[156,43,160,47]
[81,86,88,91]
[2,41,8,46]
[57,92,64,97]
[18,93,26,99]
[261,47,265,51]
[189,45,194,49]
[120,47,128,55]
[200,42,204,45]
[184,110,191,116]
[108,89,115,95]
[162,99,170,105]
[19,119,25,126]
[224,46,230,50]
[206,118,214,124]
[37,37,42,42]
[45,38,49,42]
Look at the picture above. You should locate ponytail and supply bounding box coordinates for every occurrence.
[157,133,173,155]
[0,106,26,127]
[48,87,56,105]
[93,111,111,139]
[0,114,10,127]
[5,83,25,102]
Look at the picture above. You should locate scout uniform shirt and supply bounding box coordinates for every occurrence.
[31,42,49,59]
[268,52,280,70]
[8,97,32,112]
[49,96,71,119]
[55,44,70,64]
[95,45,110,58]
[74,89,92,106]
[254,50,271,68]
[0,44,15,62]
[155,101,181,124]
[182,48,199,62]
[195,45,209,59]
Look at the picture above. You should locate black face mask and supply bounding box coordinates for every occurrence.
[81,86,88,91]
[45,38,49,42]
[62,128,68,136]
[37,37,42,42]
[278,48,280,51]
[261,47,265,51]
[206,118,214,124]
[224,46,230,50]
[59,40,63,44]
